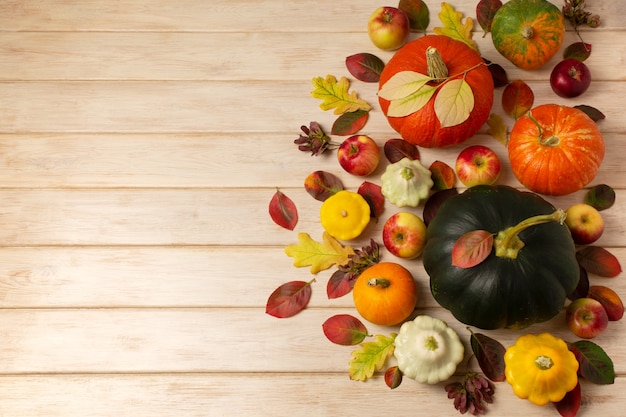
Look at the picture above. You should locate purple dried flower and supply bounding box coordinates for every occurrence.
[293,122,336,156]
[445,373,495,415]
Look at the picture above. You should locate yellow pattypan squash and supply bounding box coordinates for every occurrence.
[320,190,370,241]
[504,332,579,406]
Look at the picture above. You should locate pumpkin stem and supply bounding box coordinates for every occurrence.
[368,278,391,289]
[521,25,534,40]
[426,47,449,82]
[494,210,567,259]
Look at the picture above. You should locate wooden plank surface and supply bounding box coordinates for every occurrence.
[0,0,624,416]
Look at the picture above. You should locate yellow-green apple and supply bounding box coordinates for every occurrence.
[566,297,609,339]
[564,203,604,245]
[382,212,427,259]
[337,135,380,177]
[367,7,410,51]
[455,145,501,186]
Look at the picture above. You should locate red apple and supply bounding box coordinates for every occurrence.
[337,135,380,176]
[550,58,592,98]
[367,7,410,51]
[382,212,427,259]
[566,297,609,339]
[455,145,501,187]
[564,203,604,245]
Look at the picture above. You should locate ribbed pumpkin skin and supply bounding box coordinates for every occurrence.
[378,35,494,148]
[491,0,564,70]
[508,104,605,196]
[422,185,579,330]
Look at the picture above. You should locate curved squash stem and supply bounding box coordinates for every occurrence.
[494,210,567,259]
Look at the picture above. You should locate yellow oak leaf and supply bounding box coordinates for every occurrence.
[433,2,479,53]
[485,113,509,145]
[311,75,372,115]
[284,232,355,274]
[349,333,397,381]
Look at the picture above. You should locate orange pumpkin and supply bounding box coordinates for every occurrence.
[352,262,417,326]
[490,0,565,70]
[508,104,605,196]
[378,35,494,148]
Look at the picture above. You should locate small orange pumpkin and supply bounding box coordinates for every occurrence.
[352,262,417,326]
[378,35,494,148]
[508,104,605,196]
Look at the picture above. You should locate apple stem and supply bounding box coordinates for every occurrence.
[426,47,448,82]
[494,210,567,259]
[368,278,391,288]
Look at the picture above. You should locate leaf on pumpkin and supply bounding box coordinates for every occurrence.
[311,75,372,115]
[378,71,434,101]
[349,333,396,381]
[265,279,314,318]
[434,78,474,128]
[268,189,298,230]
[452,230,494,268]
[485,113,508,145]
[433,2,479,52]
[284,232,355,274]
[322,314,369,345]
[331,109,369,136]
[387,84,438,118]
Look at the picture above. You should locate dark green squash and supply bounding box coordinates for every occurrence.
[422,185,579,330]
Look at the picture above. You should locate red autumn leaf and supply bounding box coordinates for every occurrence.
[358,181,385,219]
[384,366,403,389]
[584,184,615,211]
[555,381,581,417]
[326,270,353,299]
[331,110,369,136]
[563,42,592,62]
[469,328,506,382]
[569,340,615,384]
[345,53,385,83]
[567,263,589,301]
[483,58,509,88]
[429,160,456,190]
[576,246,622,278]
[502,79,534,119]
[265,280,314,318]
[322,314,368,345]
[423,188,459,226]
[399,0,430,31]
[452,230,494,268]
[268,189,298,230]
[304,170,344,202]
[476,0,502,34]
[574,105,605,122]
[384,138,420,163]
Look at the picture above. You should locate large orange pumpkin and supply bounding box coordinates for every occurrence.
[378,35,494,148]
[352,262,417,326]
[508,104,605,196]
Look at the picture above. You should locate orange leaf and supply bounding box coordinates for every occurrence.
[452,230,494,268]
[502,79,534,119]
[576,246,622,278]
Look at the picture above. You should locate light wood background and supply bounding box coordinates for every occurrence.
[0,0,624,415]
